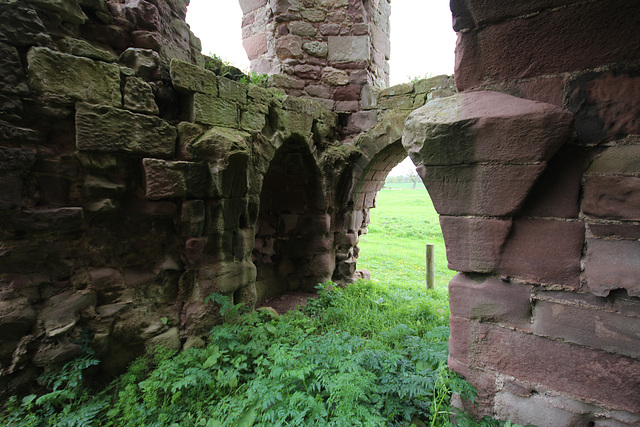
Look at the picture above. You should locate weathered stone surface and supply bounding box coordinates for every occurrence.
[0,147,35,175]
[289,21,317,37]
[62,37,116,62]
[27,47,121,106]
[40,290,96,337]
[322,67,349,86]
[76,103,176,157]
[449,273,532,327]
[466,321,640,413]
[0,2,51,46]
[585,239,640,298]
[242,33,267,60]
[10,207,83,233]
[440,216,512,273]
[197,260,257,296]
[180,200,205,236]
[119,48,160,79]
[303,41,328,58]
[499,219,584,288]
[218,78,247,103]
[0,42,28,95]
[276,35,303,59]
[124,77,159,115]
[328,36,370,62]
[0,298,36,340]
[187,126,251,163]
[192,93,238,127]
[147,327,181,351]
[418,163,546,217]
[170,58,218,95]
[588,144,640,174]
[583,176,640,221]
[403,91,574,165]
[142,158,215,199]
[533,299,640,359]
[28,0,87,25]
[239,0,266,14]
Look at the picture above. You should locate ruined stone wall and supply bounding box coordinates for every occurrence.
[0,0,357,396]
[425,1,640,425]
[239,0,390,116]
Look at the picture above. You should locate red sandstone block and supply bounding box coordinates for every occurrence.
[439,217,512,273]
[498,218,584,288]
[518,145,585,219]
[584,238,640,298]
[588,224,640,240]
[533,299,640,359]
[583,176,640,221]
[449,273,532,328]
[332,84,362,101]
[242,33,267,60]
[454,0,640,90]
[467,323,640,413]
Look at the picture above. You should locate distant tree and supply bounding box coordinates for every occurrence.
[406,169,420,189]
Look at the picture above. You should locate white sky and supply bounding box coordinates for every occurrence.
[185,1,457,177]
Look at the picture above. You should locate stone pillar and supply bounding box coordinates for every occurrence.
[239,0,390,113]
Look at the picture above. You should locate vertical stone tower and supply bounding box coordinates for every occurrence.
[239,0,390,114]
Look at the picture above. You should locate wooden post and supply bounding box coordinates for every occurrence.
[426,243,435,289]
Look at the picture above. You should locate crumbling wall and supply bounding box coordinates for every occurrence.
[239,0,389,117]
[414,1,640,425]
[0,0,352,397]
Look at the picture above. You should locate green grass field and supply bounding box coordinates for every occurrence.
[358,187,455,291]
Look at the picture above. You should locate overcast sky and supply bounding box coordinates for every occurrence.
[185,1,457,176]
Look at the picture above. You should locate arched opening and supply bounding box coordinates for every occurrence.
[349,141,453,290]
[253,138,332,302]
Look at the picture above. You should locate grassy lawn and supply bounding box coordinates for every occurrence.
[358,187,455,291]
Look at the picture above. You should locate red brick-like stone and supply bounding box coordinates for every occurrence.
[499,218,584,288]
[583,176,640,221]
[242,33,267,60]
[468,323,640,413]
[332,84,362,101]
[454,0,640,90]
[519,145,585,219]
[449,273,532,328]
[588,224,640,240]
[418,163,546,217]
[439,217,512,273]
[533,299,640,359]
[584,238,640,298]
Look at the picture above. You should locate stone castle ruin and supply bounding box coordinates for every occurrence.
[0,0,639,425]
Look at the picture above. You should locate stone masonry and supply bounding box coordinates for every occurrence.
[0,0,639,426]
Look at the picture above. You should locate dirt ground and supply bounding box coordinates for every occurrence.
[256,291,319,315]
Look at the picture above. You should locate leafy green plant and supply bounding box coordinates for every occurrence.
[238,71,269,88]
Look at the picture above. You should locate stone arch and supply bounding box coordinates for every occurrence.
[253,136,334,301]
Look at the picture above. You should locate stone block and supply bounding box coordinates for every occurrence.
[467,322,640,414]
[289,21,317,37]
[584,239,640,297]
[417,163,546,217]
[303,41,328,58]
[180,200,205,236]
[449,273,532,327]
[170,58,218,95]
[439,216,512,273]
[187,126,250,165]
[328,36,370,62]
[124,77,159,115]
[239,0,266,13]
[10,207,83,234]
[27,47,120,106]
[346,110,377,133]
[198,260,257,296]
[142,158,215,199]
[0,298,35,340]
[147,327,181,351]
[76,103,176,157]
[533,299,640,359]
[588,144,640,175]
[588,223,640,240]
[0,42,28,95]
[499,218,584,288]
[403,91,574,166]
[271,108,313,138]
[583,176,640,221]
[240,108,267,133]
[118,48,160,79]
[242,33,268,60]
[0,2,51,46]
[0,147,35,175]
[192,93,238,128]
[28,0,88,25]
[518,145,585,219]
[40,290,96,337]
[454,0,640,89]
[275,34,303,59]
[218,78,247,103]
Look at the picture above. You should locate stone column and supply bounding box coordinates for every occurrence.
[239,0,390,113]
